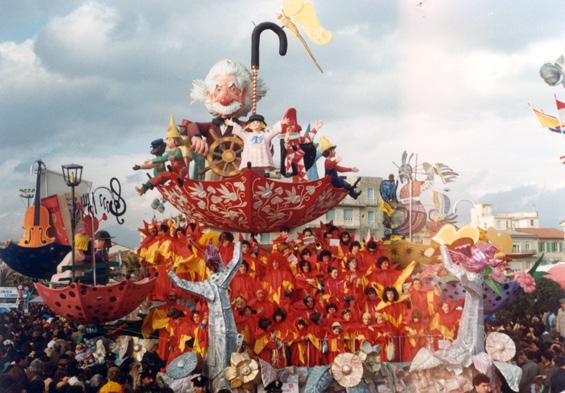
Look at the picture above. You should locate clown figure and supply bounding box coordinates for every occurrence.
[279,108,323,182]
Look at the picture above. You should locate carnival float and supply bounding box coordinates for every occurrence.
[1,1,550,392]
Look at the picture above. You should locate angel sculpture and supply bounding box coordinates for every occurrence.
[169,242,243,392]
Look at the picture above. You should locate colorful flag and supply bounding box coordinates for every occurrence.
[556,96,565,123]
[531,107,562,133]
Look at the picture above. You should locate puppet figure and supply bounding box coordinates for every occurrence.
[134,115,188,195]
[81,230,113,285]
[177,122,193,177]
[320,136,361,199]
[133,139,167,195]
[185,59,266,155]
[225,114,281,175]
[51,234,90,283]
[280,108,323,182]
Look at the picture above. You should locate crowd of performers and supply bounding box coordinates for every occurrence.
[138,219,462,368]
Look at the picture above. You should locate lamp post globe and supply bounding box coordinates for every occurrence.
[61,163,83,281]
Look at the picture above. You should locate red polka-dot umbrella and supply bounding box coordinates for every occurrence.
[35,278,156,324]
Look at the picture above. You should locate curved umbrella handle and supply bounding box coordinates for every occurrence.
[250,22,288,114]
[251,22,288,69]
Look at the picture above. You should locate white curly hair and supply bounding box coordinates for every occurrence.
[190,59,268,118]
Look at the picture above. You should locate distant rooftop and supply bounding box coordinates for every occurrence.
[514,228,564,239]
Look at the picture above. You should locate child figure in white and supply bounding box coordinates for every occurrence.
[225,114,282,175]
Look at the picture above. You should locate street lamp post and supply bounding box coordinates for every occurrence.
[61,164,83,282]
[18,188,35,208]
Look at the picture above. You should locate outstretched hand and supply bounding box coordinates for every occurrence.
[314,120,324,130]
[191,137,208,156]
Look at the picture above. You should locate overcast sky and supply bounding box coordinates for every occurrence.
[1,0,565,246]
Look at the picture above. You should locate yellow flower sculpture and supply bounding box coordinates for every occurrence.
[223,352,260,390]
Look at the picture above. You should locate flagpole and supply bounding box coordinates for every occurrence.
[554,96,565,163]
[409,154,417,242]
[554,94,565,138]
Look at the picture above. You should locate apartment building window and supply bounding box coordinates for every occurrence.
[512,244,519,253]
[552,242,557,252]
[524,242,530,251]
[367,187,375,203]
[367,211,375,226]
[530,219,534,227]
[560,242,563,253]
[344,209,353,222]
[326,209,335,221]
[538,242,544,253]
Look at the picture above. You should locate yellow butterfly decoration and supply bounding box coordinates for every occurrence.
[277,0,332,73]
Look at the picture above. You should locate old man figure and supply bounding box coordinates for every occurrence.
[182,59,267,178]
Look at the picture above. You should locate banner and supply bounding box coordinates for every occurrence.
[81,177,127,224]
[0,287,20,309]
[39,168,93,198]
[41,194,72,245]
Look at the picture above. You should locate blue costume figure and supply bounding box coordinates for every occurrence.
[379,174,399,205]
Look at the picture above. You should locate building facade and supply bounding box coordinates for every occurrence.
[318,176,384,239]
[259,176,385,243]
[470,203,539,230]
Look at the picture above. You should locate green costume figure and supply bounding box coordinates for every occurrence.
[133,139,166,195]
[134,114,189,195]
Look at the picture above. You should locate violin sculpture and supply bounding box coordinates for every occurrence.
[19,160,55,248]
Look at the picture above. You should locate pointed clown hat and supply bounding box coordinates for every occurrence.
[281,107,302,132]
[319,136,336,154]
[165,113,181,139]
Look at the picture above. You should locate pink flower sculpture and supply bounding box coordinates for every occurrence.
[516,271,536,293]
[449,243,500,273]
[490,267,506,283]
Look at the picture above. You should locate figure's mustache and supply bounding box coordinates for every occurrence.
[206,100,242,116]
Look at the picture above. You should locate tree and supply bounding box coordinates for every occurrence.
[496,277,565,323]
[0,262,32,287]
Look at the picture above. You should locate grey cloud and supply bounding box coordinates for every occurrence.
[478,185,565,227]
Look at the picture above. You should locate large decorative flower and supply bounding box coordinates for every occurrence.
[490,267,506,283]
[331,352,363,388]
[357,341,382,375]
[224,352,259,389]
[516,271,536,293]
[485,332,516,362]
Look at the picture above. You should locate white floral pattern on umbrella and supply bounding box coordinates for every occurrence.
[157,170,347,233]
